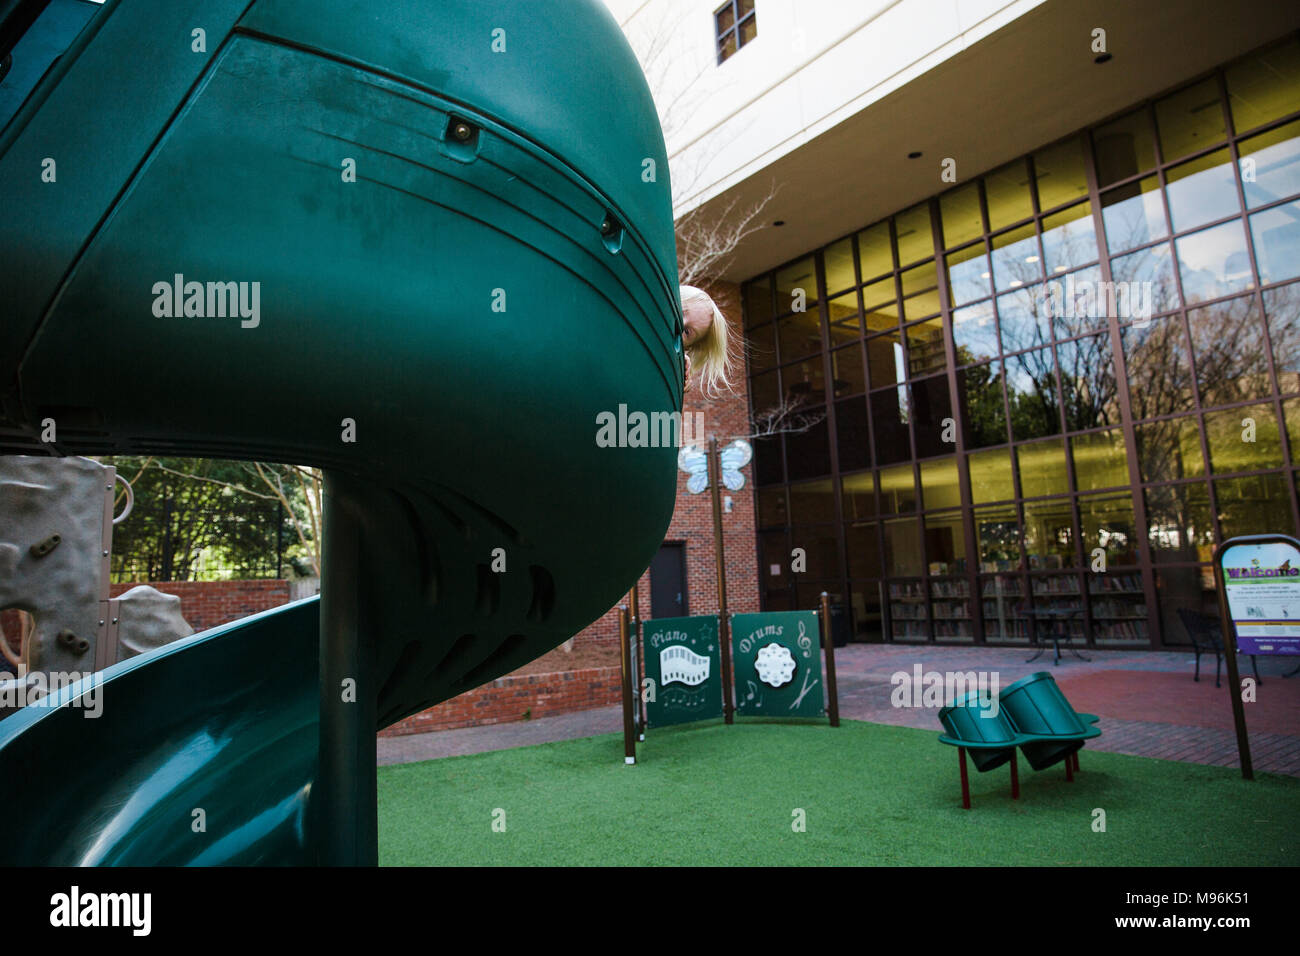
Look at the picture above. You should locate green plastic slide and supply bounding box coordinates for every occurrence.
[0,0,681,864]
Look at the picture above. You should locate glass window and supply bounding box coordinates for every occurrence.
[865,330,905,390]
[946,244,991,307]
[1058,333,1119,432]
[835,395,870,471]
[750,370,779,413]
[1146,482,1214,562]
[845,522,882,578]
[878,464,917,513]
[895,203,934,266]
[1093,108,1156,185]
[1121,315,1195,419]
[777,312,822,362]
[883,516,924,576]
[788,478,836,524]
[861,278,899,335]
[940,182,983,248]
[975,504,1021,570]
[900,262,940,319]
[871,387,911,465]
[785,412,832,481]
[841,471,876,520]
[905,320,946,377]
[782,358,825,406]
[1226,37,1300,134]
[1101,177,1168,254]
[991,224,1041,293]
[1187,294,1271,407]
[985,159,1034,229]
[757,486,788,528]
[952,300,999,364]
[958,361,1009,450]
[969,448,1014,504]
[1078,492,1138,566]
[920,457,961,510]
[1166,149,1240,232]
[789,526,842,580]
[924,511,966,573]
[1216,473,1294,538]
[774,257,817,312]
[1249,201,1300,285]
[1023,497,1076,568]
[1135,416,1205,482]
[1264,282,1300,392]
[1040,202,1098,274]
[1071,428,1129,491]
[1109,242,1182,316]
[998,284,1050,353]
[830,345,865,396]
[824,237,856,295]
[1155,78,1226,162]
[1204,403,1285,473]
[1005,347,1061,441]
[744,275,773,326]
[747,322,777,374]
[753,433,783,485]
[911,375,953,458]
[1047,265,1109,339]
[1238,120,1300,209]
[858,222,893,279]
[1017,438,1069,498]
[1034,136,1090,211]
[1176,219,1254,303]
[826,291,861,346]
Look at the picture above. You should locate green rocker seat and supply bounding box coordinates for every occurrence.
[937,672,1101,809]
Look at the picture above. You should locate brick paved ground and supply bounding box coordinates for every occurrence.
[379,644,1300,777]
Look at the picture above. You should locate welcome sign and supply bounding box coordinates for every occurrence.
[731,611,825,718]
[1218,536,1300,656]
[642,615,722,728]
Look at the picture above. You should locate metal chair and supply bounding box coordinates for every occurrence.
[1176,608,1261,688]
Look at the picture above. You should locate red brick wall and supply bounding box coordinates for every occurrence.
[108,580,291,632]
[380,666,622,735]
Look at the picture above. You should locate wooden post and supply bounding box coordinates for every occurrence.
[708,436,735,725]
[820,591,840,727]
[628,583,644,740]
[618,604,636,764]
[1213,553,1254,780]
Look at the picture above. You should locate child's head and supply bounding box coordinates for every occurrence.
[679,285,734,397]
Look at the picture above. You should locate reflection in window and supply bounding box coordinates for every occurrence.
[784,411,832,481]
[969,448,1014,504]
[920,457,961,510]
[835,396,870,471]
[830,345,865,395]
[895,204,934,266]
[1203,403,1283,473]
[1017,438,1069,498]
[1155,79,1226,162]
[998,285,1051,353]
[744,275,773,326]
[858,222,893,279]
[958,361,1008,449]
[750,370,779,413]
[985,159,1034,229]
[900,262,940,319]
[991,224,1041,293]
[1123,317,1196,419]
[1249,201,1300,285]
[823,237,856,295]
[1047,265,1109,339]
[777,312,822,362]
[1238,120,1300,208]
[753,434,783,485]
[1176,220,1254,303]
[1023,497,1076,568]
[941,182,983,248]
[1034,136,1090,211]
[774,257,817,312]
[952,301,998,363]
[871,388,911,465]
[862,277,899,334]
[1093,109,1156,185]
[975,504,1021,569]
[826,291,861,345]
[1215,473,1294,538]
[911,375,953,458]
[1264,282,1300,391]
[1146,483,1214,562]
[1040,202,1098,274]
[1226,37,1300,135]
[924,511,966,573]
[841,471,876,519]
[748,322,777,374]
[1072,428,1129,490]
[1101,177,1168,254]
[1005,347,1061,441]
[878,464,917,513]
[865,331,905,390]
[905,320,945,377]
[1186,294,1271,407]
[946,244,991,307]
[1109,243,1182,316]
[1078,492,1138,565]
[1166,150,1240,232]
[1058,334,1119,431]
[1135,416,1205,483]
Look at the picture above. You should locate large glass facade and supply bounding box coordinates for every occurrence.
[744,37,1300,649]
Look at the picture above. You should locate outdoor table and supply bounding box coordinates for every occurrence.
[1019,606,1089,665]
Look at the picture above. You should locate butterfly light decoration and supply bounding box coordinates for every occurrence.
[677,439,753,494]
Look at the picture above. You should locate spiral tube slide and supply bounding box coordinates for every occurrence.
[0,0,681,864]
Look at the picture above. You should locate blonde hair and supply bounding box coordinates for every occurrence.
[680,285,735,398]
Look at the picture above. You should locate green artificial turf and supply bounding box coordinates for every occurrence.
[376,720,1300,866]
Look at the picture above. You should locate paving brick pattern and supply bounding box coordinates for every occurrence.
[379,643,1300,776]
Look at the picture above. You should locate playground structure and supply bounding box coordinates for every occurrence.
[0,0,680,864]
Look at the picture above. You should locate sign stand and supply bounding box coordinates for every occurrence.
[618,604,636,765]
[819,592,840,728]
[1213,533,1300,781]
